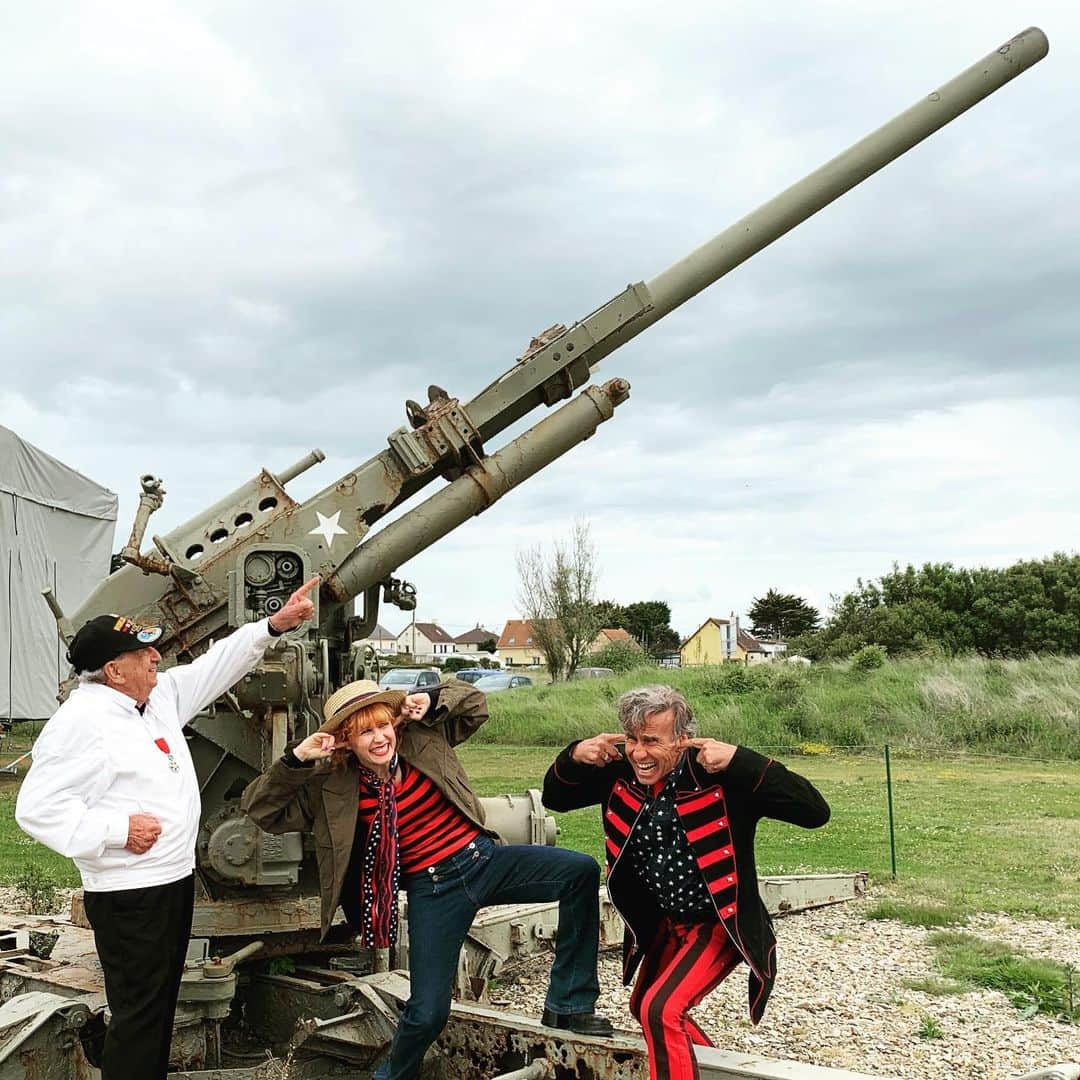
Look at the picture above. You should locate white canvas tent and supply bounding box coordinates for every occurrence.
[1,426,118,721]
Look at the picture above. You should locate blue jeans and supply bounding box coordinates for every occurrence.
[377,834,601,1079]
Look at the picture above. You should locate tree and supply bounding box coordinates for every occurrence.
[591,598,681,657]
[593,599,629,631]
[623,600,681,656]
[809,554,1080,660]
[748,589,821,640]
[478,637,497,654]
[516,520,602,680]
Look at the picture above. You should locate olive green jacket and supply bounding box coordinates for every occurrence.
[240,681,492,939]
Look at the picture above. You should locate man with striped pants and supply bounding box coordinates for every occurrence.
[543,685,830,1080]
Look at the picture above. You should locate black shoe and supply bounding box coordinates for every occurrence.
[540,1008,614,1037]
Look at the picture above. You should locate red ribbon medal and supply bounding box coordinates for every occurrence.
[154,737,179,772]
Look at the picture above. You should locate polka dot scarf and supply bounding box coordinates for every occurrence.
[627,758,713,921]
[357,758,400,947]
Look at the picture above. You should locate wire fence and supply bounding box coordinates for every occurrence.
[747,742,1080,885]
[737,743,1080,765]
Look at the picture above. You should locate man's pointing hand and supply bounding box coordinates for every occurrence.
[269,575,320,632]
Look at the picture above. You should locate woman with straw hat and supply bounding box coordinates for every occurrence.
[241,677,610,1079]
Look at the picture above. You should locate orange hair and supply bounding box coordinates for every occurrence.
[330,701,399,770]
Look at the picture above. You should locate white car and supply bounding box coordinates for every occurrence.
[378,668,441,690]
[472,674,534,693]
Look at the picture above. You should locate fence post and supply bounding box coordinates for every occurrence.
[884,743,897,880]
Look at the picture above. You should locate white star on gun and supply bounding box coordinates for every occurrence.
[309,509,348,549]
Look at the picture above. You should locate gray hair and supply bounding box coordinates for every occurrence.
[617,685,695,738]
[77,668,109,685]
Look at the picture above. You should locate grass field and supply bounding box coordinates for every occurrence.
[6,744,1077,922]
[3,655,1078,926]
[460,747,1080,924]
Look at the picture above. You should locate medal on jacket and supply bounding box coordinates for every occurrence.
[154,737,180,772]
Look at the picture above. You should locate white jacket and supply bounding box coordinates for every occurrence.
[16,619,276,892]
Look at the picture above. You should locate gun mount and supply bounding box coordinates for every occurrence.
[49,26,1048,915]
[17,26,1068,1080]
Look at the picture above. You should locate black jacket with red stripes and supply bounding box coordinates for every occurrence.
[542,742,829,1023]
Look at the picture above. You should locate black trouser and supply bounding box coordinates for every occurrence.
[83,874,195,1080]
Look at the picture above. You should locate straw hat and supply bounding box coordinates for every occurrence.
[319,679,406,734]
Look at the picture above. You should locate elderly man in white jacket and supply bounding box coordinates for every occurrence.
[16,575,319,1080]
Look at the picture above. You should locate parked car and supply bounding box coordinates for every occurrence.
[472,674,533,693]
[378,668,441,690]
[452,668,500,684]
[571,667,615,680]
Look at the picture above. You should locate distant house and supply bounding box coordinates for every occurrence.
[453,626,498,655]
[360,623,398,653]
[736,628,767,666]
[680,617,735,667]
[396,621,456,659]
[756,638,789,661]
[498,619,544,667]
[588,627,642,654]
[681,617,771,666]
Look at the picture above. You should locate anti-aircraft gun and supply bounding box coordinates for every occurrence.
[46,24,1049,924]
[18,26,1062,1080]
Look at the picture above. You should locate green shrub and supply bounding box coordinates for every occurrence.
[851,644,887,672]
[14,864,60,914]
[917,1015,944,1040]
[766,668,806,709]
[586,640,645,673]
[698,663,772,697]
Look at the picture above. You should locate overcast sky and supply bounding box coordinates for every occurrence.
[3,2,1078,641]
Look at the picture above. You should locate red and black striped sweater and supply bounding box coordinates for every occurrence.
[543,743,829,1024]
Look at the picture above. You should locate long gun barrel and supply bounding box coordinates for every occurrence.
[640,28,1048,339]
[462,27,1049,440]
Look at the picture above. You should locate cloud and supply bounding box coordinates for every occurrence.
[2,2,1077,640]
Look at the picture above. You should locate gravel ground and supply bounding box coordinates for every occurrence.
[4,889,1076,1077]
[491,899,1080,1080]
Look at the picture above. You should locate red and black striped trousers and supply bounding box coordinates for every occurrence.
[629,916,742,1080]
